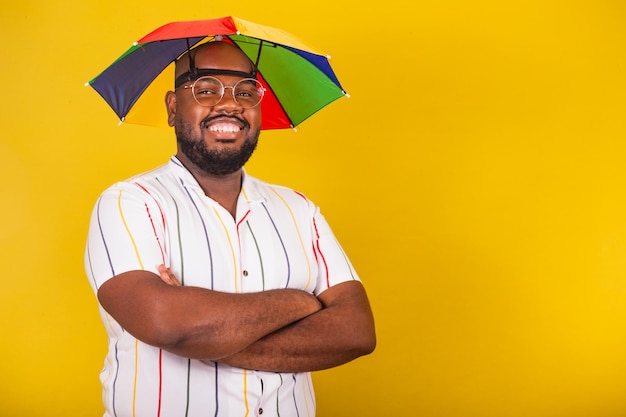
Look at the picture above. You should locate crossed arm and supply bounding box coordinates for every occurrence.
[97,267,376,373]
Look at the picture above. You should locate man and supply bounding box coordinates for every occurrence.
[85,40,376,417]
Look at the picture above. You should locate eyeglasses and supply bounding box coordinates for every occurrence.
[178,76,265,108]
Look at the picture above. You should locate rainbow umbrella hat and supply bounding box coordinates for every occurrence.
[86,16,348,130]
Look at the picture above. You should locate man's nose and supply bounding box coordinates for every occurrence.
[214,87,242,111]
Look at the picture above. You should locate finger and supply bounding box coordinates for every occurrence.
[157,264,182,286]
[157,264,175,285]
[166,268,182,286]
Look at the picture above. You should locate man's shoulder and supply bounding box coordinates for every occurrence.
[244,174,316,211]
[245,174,306,197]
[128,158,178,181]
[98,159,181,198]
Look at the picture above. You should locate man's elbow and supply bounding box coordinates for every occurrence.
[151,331,223,360]
[345,322,376,358]
[137,318,191,353]
[357,328,377,356]
[146,322,227,360]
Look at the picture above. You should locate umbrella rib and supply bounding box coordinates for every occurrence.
[263,77,295,129]
[230,37,279,49]
[253,40,264,74]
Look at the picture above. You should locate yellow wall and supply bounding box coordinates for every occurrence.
[2,1,626,416]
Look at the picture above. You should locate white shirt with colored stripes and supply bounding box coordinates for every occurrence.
[85,156,360,417]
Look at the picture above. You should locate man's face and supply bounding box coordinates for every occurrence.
[167,42,262,176]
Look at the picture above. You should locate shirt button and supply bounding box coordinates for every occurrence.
[243,270,249,277]
[258,408,263,414]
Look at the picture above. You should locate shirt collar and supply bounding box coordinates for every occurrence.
[168,156,265,204]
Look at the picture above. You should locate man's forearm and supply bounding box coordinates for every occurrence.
[217,281,376,372]
[98,270,323,361]
[157,286,323,360]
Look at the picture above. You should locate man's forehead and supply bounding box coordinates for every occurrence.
[186,42,249,63]
[174,42,256,87]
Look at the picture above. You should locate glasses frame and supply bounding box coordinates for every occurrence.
[178,75,265,109]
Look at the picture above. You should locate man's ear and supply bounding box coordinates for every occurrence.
[165,91,177,127]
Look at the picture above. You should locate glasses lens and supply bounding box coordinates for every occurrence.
[192,77,223,107]
[233,79,265,108]
[191,77,265,108]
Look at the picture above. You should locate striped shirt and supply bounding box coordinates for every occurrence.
[85,156,360,417]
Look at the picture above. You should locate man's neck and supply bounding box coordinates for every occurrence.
[177,154,243,218]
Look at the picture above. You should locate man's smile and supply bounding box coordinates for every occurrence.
[207,122,242,133]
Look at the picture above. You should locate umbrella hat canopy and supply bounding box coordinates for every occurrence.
[88,16,347,130]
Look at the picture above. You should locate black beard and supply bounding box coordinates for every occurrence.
[175,119,260,176]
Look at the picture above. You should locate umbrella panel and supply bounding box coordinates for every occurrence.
[123,65,173,128]
[90,37,205,120]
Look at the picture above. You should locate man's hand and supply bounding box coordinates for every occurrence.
[158,264,181,286]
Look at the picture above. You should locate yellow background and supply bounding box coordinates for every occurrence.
[2,1,626,416]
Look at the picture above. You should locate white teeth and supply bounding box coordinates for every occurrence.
[208,124,241,133]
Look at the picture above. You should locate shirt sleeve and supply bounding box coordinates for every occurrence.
[84,181,167,293]
[310,204,361,296]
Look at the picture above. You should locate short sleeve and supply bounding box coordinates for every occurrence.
[310,206,360,295]
[84,181,167,293]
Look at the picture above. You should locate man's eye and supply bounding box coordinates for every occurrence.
[196,88,218,95]
[235,85,260,97]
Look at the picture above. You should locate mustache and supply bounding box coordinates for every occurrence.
[200,115,249,130]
